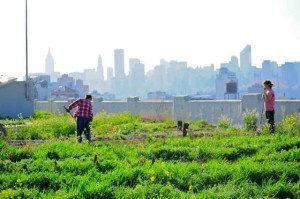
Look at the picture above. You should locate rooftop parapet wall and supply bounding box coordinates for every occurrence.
[34,94,300,125]
[132,100,173,120]
[0,81,34,118]
[188,100,242,124]
[275,100,300,124]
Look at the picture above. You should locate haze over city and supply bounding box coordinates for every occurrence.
[1,0,300,81]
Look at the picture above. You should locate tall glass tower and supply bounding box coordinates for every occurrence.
[114,49,125,78]
[240,45,252,74]
[97,55,104,81]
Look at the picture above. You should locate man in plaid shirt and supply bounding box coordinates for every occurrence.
[67,94,93,143]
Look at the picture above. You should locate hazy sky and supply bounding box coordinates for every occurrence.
[0,0,300,81]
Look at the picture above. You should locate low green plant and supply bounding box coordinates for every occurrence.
[32,110,52,119]
[146,134,155,143]
[217,116,232,129]
[258,123,269,135]
[189,120,214,130]
[6,115,75,140]
[276,113,300,135]
[243,109,259,131]
[225,126,239,135]
[92,112,141,127]
[0,132,300,198]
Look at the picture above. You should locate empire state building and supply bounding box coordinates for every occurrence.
[45,48,54,75]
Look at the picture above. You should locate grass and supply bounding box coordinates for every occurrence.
[0,110,299,198]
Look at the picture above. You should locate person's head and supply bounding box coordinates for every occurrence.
[85,94,92,100]
[264,80,273,89]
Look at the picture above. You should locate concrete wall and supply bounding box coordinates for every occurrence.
[275,100,300,124]
[34,94,300,125]
[189,100,242,124]
[0,81,34,118]
[129,97,173,120]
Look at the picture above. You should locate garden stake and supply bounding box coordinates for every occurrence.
[177,121,183,130]
[183,122,189,137]
[0,123,6,137]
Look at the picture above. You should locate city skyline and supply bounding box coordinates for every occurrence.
[1,0,300,81]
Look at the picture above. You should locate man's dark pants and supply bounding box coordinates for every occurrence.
[76,116,92,142]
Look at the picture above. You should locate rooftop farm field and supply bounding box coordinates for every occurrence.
[0,111,299,198]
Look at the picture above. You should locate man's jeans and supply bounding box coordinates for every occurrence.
[76,117,92,142]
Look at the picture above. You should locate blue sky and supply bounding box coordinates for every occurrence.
[0,0,300,81]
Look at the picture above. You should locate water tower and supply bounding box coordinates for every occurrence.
[224,80,239,99]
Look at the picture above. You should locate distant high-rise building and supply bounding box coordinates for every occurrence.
[97,55,104,82]
[96,55,105,93]
[105,67,114,93]
[228,56,239,74]
[107,67,113,81]
[129,58,144,81]
[128,58,145,97]
[166,61,188,95]
[114,49,125,78]
[45,48,59,82]
[84,69,98,92]
[240,45,252,74]
[281,62,298,88]
[262,60,273,81]
[45,48,54,75]
[129,58,140,76]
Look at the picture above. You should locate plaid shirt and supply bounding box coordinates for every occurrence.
[68,98,93,118]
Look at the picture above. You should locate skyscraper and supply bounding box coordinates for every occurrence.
[45,48,59,82]
[240,45,252,74]
[97,55,104,82]
[129,58,140,77]
[45,48,54,75]
[107,67,113,81]
[129,58,145,82]
[262,60,272,81]
[106,67,114,93]
[281,62,297,88]
[228,56,239,74]
[114,49,125,78]
[128,58,145,97]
